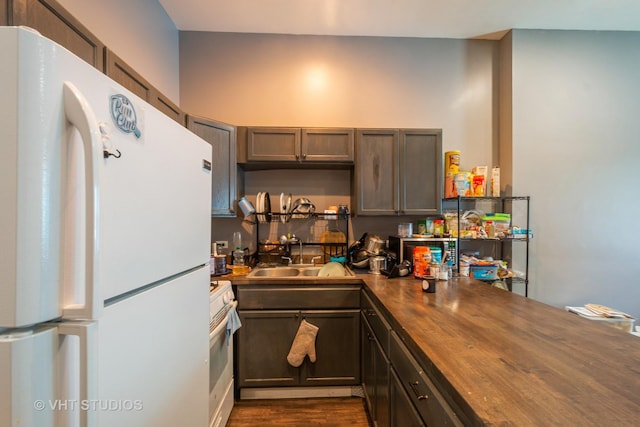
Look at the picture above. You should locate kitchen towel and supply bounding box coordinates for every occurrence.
[226,305,242,345]
[287,319,319,367]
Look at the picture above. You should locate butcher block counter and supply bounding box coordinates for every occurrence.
[229,272,640,425]
[360,275,640,426]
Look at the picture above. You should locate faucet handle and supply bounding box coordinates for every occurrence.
[311,256,322,266]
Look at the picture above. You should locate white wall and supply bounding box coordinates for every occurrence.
[508,30,640,318]
[57,0,181,103]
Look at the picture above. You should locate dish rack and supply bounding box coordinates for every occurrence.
[254,212,350,265]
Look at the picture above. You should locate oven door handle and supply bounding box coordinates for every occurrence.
[210,301,238,339]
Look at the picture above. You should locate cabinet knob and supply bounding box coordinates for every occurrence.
[302,153,307,159]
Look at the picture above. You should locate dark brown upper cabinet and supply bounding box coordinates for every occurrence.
[4,0,104,69]
[187,116,237,217]
[104,49,185,125]
[354,128,442,216]
[238,127,354,166]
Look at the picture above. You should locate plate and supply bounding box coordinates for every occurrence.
[256,192,264,223]
[263,192,271,223]
[280,192,287,223]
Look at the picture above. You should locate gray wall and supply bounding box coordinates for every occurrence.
[507,29,640,318]
[181,30,640,319]
[58,0,181,103]
[179,32,499,170]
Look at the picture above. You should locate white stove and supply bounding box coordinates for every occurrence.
[209,280,236,427]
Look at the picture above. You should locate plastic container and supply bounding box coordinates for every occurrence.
[398,223,413,237]
[413,247,431,278]
[481,213,511,232]
[470,264,498,280]
[429,247,442,264]
[433,219,445,236]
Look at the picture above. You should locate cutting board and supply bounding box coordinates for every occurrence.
[320,230,346,256]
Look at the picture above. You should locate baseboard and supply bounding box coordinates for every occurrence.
[240,386,358,400]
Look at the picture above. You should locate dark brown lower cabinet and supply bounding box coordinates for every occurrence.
[361,312,390,427]
[390,332,463,426]
[389,369,425,427]
[236,295,360,391]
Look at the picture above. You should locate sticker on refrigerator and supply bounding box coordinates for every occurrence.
[110,94,142,139]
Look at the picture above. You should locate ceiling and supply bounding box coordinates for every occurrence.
[158,0,640,40]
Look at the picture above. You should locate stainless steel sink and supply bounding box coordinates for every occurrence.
[249,267,301,277]
[246,264,353,278]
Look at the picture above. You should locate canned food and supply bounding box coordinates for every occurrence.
[445,151,461,175]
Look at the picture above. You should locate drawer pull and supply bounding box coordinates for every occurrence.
[408,381,429,400]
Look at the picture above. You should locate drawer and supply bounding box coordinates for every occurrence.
[237,285,360,309]
[390,332,462,427]
[361,291,392,356]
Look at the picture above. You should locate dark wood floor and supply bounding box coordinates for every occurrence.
[227,397,372,426]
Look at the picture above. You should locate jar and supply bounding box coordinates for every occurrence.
[433,219,445,236]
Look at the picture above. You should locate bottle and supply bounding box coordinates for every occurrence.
[233,249,245,266]
[232,231,244,266]
[486,221,495,238]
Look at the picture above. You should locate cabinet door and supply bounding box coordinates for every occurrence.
[361,313,376,416]
[236,310,300,388]
[187,116,237,217]
[105,49,185,125]
[354,129,399,215]
[399,129,442,215]
[247,127,301,162]
[301,128,354,163]
[151,89,185,125]
[301,310,360,386]
[362,312,390,427]
[374,338,390,427]
[104,48,153,103]
[7,0,105,69]
[390,369,425,427]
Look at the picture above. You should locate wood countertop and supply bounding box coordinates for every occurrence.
[361,274,640,426]
[228,271,640,425]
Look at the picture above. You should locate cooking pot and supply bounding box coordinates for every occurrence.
[350,249,370,268]
[291,198,315,213]
[291,197,315,218]
[364,234,385,255]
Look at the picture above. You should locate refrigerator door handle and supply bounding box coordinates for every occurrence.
[58,321,98,427]
[62,82,102,321]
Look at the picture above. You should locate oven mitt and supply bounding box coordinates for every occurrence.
[287,319,319,367]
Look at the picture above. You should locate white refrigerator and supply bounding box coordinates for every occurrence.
[0,27,212,427]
